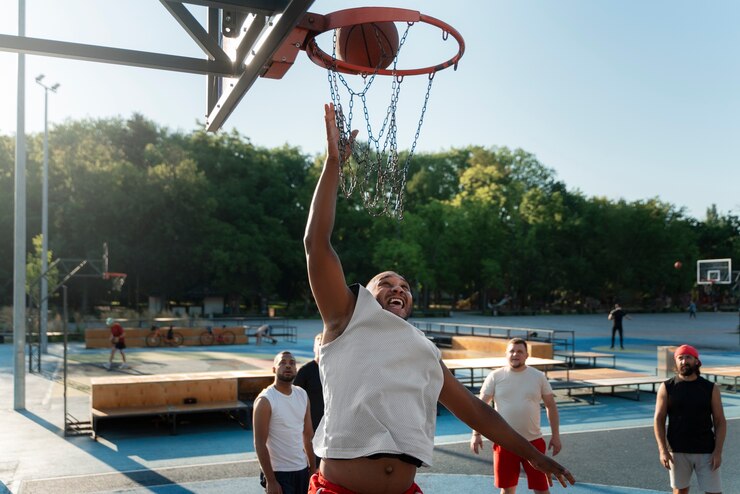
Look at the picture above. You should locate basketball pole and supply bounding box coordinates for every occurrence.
[35,74,59,355]
[13,0,27,411]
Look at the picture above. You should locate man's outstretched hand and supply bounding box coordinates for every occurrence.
[529,454,576,488]
[324,103,357,164]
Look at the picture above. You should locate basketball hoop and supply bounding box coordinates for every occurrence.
[304,7,465,218]
[103,272,127,292]
[306,8,465,77]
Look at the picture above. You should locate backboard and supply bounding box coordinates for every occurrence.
[697,258,732,285]
[207,0,316,131]
[0,1,315,132]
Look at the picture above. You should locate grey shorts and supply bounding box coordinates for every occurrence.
[669,452,722,492]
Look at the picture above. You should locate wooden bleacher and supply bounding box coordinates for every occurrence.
[90,369,273,437]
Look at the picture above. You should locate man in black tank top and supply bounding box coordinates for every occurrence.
[653,345,726,494]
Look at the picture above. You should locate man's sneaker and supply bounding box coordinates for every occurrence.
[119,363,128,369]
[103,363,111,370]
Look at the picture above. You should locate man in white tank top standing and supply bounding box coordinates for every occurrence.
[253,351,316,493]
[302,103,576,494]
[470,338,562,493]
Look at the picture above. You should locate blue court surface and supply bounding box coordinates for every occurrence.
[2,311,739,493]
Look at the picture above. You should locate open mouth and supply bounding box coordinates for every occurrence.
[388,297,405,309]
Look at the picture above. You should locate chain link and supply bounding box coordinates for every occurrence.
[323,22,436,219]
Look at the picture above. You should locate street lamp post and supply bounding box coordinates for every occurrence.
[35,74,59,354]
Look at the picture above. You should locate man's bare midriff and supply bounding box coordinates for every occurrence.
[321,457,417,493]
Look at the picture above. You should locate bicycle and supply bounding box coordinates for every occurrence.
[199,326,236,346]
[146,325,184,347]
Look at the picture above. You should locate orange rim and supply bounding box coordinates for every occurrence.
[305,7,465,77]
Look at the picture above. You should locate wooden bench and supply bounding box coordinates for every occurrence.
[443,357,566,388]
[548,368,664,404]
[554,351,616,368]
[701,366,740,392]
[85,327,249,348]
[412,321,574,354]
[548,368,643,381]
[440,336,553,360]
[90,370,273,438]
[580,376,665,402]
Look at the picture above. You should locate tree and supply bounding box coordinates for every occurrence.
[0,135,15,305]
[25,234,60,304]
[1,122,735,314]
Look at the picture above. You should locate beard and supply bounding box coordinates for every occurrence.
[276,372,295,383]
[679,362,699,377]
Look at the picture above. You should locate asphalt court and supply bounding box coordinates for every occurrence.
[2,311,739,493]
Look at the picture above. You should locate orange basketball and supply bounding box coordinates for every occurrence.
[674,261,682,269]
[337,21,399,70]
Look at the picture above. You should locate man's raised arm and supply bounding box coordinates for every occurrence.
[303,103,358,341]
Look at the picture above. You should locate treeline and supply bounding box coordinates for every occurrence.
[0,115,738,315]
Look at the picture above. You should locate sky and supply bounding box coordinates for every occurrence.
[1,0,739,220]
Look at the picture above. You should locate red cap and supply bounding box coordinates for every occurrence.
[674,344,699,359]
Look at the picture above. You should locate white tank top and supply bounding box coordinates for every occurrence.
[313,284,443,466]
[257,385,309,471]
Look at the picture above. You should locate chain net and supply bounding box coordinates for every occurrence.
[317,22,436,219]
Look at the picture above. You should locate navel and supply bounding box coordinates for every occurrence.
[385,465,394,475]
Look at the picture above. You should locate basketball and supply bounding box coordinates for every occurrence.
[337,21,399,70]
[674,261,682,269]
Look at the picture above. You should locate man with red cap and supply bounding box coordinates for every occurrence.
[653,345,726,494]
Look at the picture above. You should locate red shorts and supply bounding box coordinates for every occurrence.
[309,472,423,494]
[493,437,548,491]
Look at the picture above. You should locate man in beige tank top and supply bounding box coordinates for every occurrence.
[302,103,576,494]
[470,338,562,493]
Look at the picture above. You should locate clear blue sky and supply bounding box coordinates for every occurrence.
[2,0,738,220]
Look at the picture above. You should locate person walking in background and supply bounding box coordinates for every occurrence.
[253,351,315,494]
[608,304,631,349]
[302,102,574,494]
[105,317,127,370]
[688,301,697,319]
[654,345,725,494]
[470,338,562,493]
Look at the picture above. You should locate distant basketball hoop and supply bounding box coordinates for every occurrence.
[103,272,127,292]
[697,258,732,285]
[304,7,465,218]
